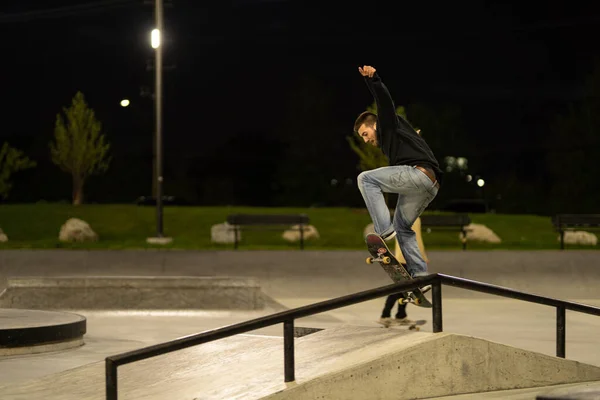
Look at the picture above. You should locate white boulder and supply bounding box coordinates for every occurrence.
[560,231,597,246]
[59,218,98,242]
[211,222,241,244]
[461,223,501,243]
[282,225,320,242]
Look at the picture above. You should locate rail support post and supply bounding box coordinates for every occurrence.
[284,320,295,382]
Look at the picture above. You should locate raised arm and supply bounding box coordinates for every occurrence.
[358,66,398,134]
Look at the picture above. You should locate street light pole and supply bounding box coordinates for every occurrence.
[154,0,164,238]
[146,0,172,245]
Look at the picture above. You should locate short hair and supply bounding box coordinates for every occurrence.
[353,111,377,134]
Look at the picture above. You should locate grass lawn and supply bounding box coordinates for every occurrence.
[0,203,595,250]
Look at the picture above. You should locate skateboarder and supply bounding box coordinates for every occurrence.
[354,65,442,281]
[378,217,429,327]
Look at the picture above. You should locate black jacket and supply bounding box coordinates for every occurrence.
[365,73,444,186]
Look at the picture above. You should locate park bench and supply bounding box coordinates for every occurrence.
[226,214,310,250]
[420,214,472,250]
[551,214,600,250]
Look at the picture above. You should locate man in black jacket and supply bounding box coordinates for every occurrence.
[354,65,442,279]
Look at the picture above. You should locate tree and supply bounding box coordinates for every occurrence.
[405,102,466,156]
[50,91,111,205]
[0,142,36,199]
[273,74,339,206]
[545,62,600,213]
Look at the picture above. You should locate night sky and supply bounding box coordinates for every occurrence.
[1,0,599,209]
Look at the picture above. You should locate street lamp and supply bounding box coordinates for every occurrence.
[151,28,160,49]
[120,99,130,107]
[146,0,172,245]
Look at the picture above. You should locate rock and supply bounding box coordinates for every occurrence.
[211,222,241,244]
[461,223,501,243]
[58,218,98,242]
[560,231,598,246]
[282,225,320,242]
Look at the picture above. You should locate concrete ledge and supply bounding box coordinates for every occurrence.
[1,250,600,301]
[0,276,264,310]
[0,309,86,355]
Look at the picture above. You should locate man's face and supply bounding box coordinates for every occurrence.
[358,123,378,146]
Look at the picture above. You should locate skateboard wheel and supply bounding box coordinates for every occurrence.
[366,257,373,264]
[382,256,391,264]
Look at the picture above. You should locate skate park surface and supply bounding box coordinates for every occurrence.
[1,249,600,399]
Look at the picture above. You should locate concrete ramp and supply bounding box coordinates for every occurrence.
[1,326,600,400]
[264,328,600,400]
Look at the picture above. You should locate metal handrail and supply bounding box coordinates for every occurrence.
[105,273,600,399]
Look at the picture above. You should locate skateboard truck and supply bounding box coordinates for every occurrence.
[367,245,392,265]
[399,284,432,305]
[366,256,391,265]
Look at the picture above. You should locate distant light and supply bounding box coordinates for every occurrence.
[151,29,161,49]
[477,179,485,187]
[120,99,130,107]
[466,174,472,182]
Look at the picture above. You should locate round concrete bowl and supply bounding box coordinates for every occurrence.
[0,309,86,356]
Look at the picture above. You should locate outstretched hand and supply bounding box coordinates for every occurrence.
[358,65,376,78]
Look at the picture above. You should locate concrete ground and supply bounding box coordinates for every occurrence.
[1,250,599,399]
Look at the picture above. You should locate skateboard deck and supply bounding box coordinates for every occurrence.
[377,319,427,331]
[365,233,432,308]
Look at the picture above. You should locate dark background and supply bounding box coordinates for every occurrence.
[1,0,599,214]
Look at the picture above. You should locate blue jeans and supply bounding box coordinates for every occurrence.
[358,165,438,277]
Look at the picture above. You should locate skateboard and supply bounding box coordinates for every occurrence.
[365,233,432,308]
[377,319,427,331]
